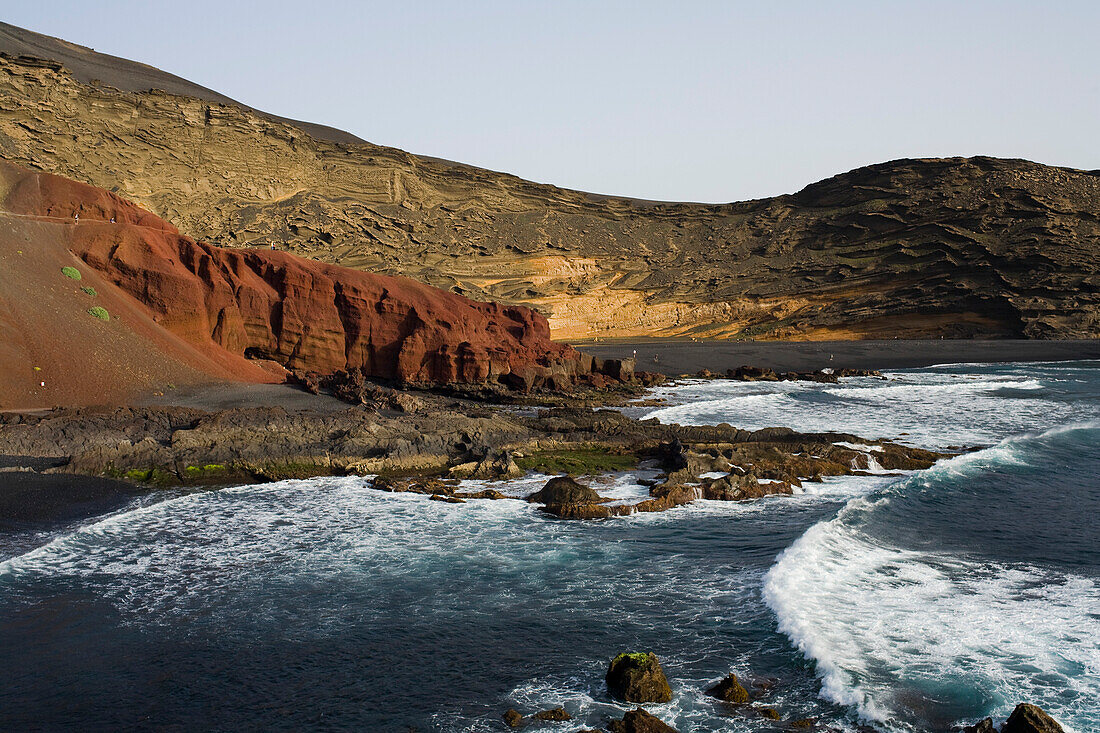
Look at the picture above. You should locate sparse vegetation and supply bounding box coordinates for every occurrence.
[516,447,637,475]
[111,467,176,487]
[184,464,227,476]
[61,266,81,280]
[87,306,110,321]
[81,286,97,296]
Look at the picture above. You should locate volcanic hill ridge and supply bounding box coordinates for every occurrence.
[0,159,622,409]
[1,21,1098,340]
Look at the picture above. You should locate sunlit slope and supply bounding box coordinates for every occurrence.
[1,24,1097,339]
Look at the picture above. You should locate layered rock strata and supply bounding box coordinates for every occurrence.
[1,33,1097,340]
[0,159,628,397]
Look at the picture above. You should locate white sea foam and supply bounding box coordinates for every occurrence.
[764,428,1100,731]
[765,520,1100,730]
[834,441,885,453]
[641,366,1096,449]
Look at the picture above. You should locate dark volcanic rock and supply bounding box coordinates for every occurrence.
[607,708,679,733]
[502,708,523,728]
[531,707,571,721]
[528,476,619,519]
[1002,704,1064,733]
[527,476,604,505]
[961,719,996,733]
[606,652,673,703]
[705,673,750,704]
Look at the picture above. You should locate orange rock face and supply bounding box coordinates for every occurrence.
[2,161,607,389]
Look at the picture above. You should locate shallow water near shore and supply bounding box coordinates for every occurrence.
[1,361,1098,731]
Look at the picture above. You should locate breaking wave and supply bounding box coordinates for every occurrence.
[764,423,1100,731]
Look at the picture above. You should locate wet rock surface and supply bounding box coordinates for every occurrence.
[606,653,673,704]
[607,708,679,733]
[715,365,884,383]
[1002,703,1064,733]
[705,673,750,704]
[0,388,946,522]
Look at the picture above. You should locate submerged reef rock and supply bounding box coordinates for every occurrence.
[606,652,673,703]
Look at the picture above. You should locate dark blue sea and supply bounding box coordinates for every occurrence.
[1,361,1097,731]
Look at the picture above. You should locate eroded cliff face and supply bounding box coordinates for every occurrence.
[1,40,1097,339]
[0,160,608,402]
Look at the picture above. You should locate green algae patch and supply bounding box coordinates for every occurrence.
[61,266,82,280]
[612,652,652,666]
[184,464,227,475]
[87,306,110,321]
[110,466,177,487]
[516,447,637,475]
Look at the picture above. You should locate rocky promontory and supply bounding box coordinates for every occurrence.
[0,159,645,409]
[0,383,945,523]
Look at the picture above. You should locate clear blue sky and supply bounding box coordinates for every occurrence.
[7,1,1099,202]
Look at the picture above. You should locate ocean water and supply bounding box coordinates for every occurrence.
[1,361,1097,731]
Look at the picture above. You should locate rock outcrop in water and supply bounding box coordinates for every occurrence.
[606,653,673,703]
[0,159,633,407]
[2,24,1098,340]
[705,673,750,704]
[962,703,1065,733]
[1002,703,1064,733]
[608,708,679,733]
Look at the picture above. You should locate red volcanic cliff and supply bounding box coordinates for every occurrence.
[1,160,624,392]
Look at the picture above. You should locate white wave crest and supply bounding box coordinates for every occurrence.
[764,426,1100,730]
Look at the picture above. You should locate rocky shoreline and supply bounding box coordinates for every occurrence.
[0,378,1074,733]
[0,376,944,526]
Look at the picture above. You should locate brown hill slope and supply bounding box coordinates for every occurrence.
[1,26,1097,340]
[0,160,608,409]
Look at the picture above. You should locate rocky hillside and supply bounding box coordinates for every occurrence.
[2,23,1097,340]
[0,159,619,409]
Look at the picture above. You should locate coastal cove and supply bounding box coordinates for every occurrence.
[1,11,1096,733]
[1,359,1097,732]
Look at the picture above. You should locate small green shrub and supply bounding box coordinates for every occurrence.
[87,306,110,321]
[81,286,97,297]
[61,266,82,280]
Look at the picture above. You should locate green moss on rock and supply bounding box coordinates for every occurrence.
[606,652,672,703]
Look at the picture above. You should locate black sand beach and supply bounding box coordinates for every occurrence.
[578,339,1100,375]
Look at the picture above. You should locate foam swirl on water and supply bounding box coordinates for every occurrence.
[765,424,1100,731]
